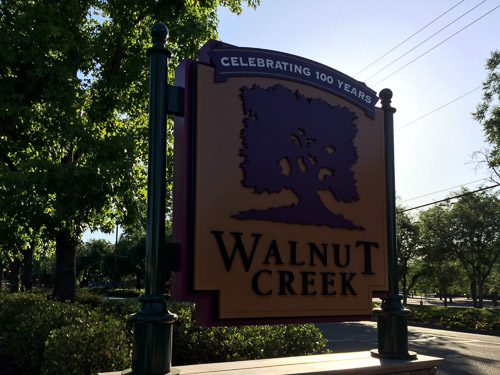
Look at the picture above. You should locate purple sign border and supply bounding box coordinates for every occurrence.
[199,40,378,119]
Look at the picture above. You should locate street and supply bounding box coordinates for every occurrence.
[316,321,500,375]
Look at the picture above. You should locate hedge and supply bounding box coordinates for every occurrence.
[0,292,132,375]
[169,301,327,365]
[407,304,500,332]
[0,291,328,374]
[41,315,131,375]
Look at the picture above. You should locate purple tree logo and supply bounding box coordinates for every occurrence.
[232,84,363,230]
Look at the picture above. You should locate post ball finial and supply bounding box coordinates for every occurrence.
[147,23,171,57]
[379,88,393,101]
[151,23,169,44]
[379,88,395,112]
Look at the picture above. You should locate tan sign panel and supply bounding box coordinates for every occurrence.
[181,60,388,322]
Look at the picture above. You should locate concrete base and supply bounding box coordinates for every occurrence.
[99,351,442,375]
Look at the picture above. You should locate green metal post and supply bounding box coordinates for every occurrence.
[371,89,417,360]
[126,23,179,375]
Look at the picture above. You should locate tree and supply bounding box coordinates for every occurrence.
[233,84,361,229]
[449,190,500,307]
[396,208,423,304]
[1,0,259,301]
[426,259,464,307]
[419,190,500,308]
[419,205,463,306]
[36,250,57,287]
[0,207,42,292]
[113,230,146,290]
[473,50,500,181]
[0,174,45,292]
[484,265,500,307]
[0,216,23,292]
[76,239,113,287]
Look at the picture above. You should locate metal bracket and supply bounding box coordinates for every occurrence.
[167,85,184,116]
[164,242,181,272]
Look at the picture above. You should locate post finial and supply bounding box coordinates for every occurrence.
[147,23,171,57]
[379,88,392,100]
[379,88,396,113]
[151,23,169,46]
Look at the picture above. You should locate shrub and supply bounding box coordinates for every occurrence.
[406,304,500,332]
[41,314,131,375]
[75,287,138,321]
[0,293,89,375]
[107,288,143,298]
[96,298,138,320]
[169,301,328,366]
[0,292,43,332]
[76,288,107,307]
[0,294,328,374]
[0,293,132,375]
[78,287,143,298]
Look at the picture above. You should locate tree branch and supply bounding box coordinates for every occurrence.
[0,146,18,171]
[110,42,123,76]
[0,20,15,29]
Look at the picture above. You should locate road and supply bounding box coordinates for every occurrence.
[316,321,500,375]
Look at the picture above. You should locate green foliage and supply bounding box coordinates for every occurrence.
[112,231,146,289]
[75,287,107,307]
[36,251,57,287]
[418,190,500,307]
[76,288,139,320]
[473,50,500,178]
[0,292,91,374]
[76,239,113,286]
[396,208,423,301]
[0,292,131,375]
[169,302,328,366]
[106,288,143,298]
[407,304,500,332]
[0,0,260,302]
[82,286,144,298]
[41,316,131,375]
[0,292,327,374]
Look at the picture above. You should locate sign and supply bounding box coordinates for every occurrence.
[172,41,388,325]
[207,45,378,118]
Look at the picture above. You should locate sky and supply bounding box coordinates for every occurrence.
[84,0,500,242]
[216,0,500,209]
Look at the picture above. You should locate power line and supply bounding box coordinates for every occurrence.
[398,183,500,213]
[399,178,489,203]
[395,86,482,132]
[364,0,484,81]
[373,3,500,86]
[354,0,465,78]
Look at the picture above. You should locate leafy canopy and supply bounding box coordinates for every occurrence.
[474,50,500,180]
[0,0,259,246]
[418,189,500,307]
